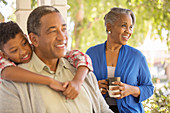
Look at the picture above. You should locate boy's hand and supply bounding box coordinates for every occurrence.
[49,79,66,92]
[63,80,81,100]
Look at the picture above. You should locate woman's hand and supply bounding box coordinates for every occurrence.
[98,80,108,95]
[110,81,140,99]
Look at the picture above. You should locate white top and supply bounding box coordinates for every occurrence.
[107,66,116,78]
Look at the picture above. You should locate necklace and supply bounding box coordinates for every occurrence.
[106,45,120,52]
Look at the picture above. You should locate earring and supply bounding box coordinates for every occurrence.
[108,31,111,34]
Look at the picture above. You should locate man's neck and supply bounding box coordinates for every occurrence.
[45,59,59,72]
[35,52,59,72]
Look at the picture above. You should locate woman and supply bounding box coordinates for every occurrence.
[86,7,154,113]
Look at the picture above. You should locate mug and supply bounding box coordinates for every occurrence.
[107,77,121,98]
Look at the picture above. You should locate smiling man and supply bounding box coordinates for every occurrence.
[0,6,113,113]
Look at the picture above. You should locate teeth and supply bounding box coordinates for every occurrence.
[23,54,28,59]
[123,36,129,39]
[57,44,65,47]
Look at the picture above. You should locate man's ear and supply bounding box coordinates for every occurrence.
[0,50,9,59]
[29,33,39,47]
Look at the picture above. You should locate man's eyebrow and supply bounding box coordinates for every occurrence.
[46,24,67,32]
[46,26,56,32]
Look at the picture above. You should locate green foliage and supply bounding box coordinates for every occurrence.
[143,82,170,113]
[68,0,170,52]
[31,0,37,9]
[0,0,7,5]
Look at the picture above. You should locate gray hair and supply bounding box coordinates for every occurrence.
[104,7,136,27]
[27,5,60,36]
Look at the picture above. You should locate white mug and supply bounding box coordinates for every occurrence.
[108,85,120,98]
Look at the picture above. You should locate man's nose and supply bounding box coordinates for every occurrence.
[57,31,66,40]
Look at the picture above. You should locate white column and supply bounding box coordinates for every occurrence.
[37,0,51,6]
[15,0,32,34]
[51,0,70,22]
[37,0,69,22]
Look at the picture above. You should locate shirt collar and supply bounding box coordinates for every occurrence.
[31,52,70,74]
[31,52,47,73]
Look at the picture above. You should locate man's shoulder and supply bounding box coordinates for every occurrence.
[18,60,33,70]
[61,58,77,73]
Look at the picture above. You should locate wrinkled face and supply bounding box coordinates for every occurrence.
[109,14,133,45]
[2,33,32,64]
[33,12,68,61]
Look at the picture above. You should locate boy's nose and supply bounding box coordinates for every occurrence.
[19,48,27,56]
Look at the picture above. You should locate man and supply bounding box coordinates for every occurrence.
[0,6,113,113]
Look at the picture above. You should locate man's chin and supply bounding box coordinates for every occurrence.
[57,52,67,58]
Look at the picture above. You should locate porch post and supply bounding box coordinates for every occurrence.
[15,0,32,34]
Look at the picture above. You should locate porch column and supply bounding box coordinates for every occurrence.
[51,0,70,22]
[15,0,32,34]
[38,0,69,22]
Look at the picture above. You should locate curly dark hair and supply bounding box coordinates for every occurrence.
[0,21,24,51]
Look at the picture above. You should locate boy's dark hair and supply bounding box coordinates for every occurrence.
[0,21,24,51]
[27,5,59,36]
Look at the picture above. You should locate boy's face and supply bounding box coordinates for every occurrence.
[2,32,32,64]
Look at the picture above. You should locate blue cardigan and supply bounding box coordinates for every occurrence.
[86,41,154,113]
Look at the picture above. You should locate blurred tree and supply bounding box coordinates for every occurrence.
[0,0,7,22]
[68,0,170,52]
[0,0,7,5]
[0,12,4,22]
[31,0,37,9]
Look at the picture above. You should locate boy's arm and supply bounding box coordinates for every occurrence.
[63,50,93,99]
[64,49,93,84]
[65,49,93,72]
[0,57,65,91]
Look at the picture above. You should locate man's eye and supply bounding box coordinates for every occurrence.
[62,27,67,31]
[47,30,57,34]
[52,30,57,32]
[50,30,57,33]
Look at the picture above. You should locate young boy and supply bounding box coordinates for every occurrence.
[0,21,93,99]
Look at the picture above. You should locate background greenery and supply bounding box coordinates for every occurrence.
[143,82,170,113]
[67,0,170,52]
[1,0,169,52]
[1,0,170,112]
